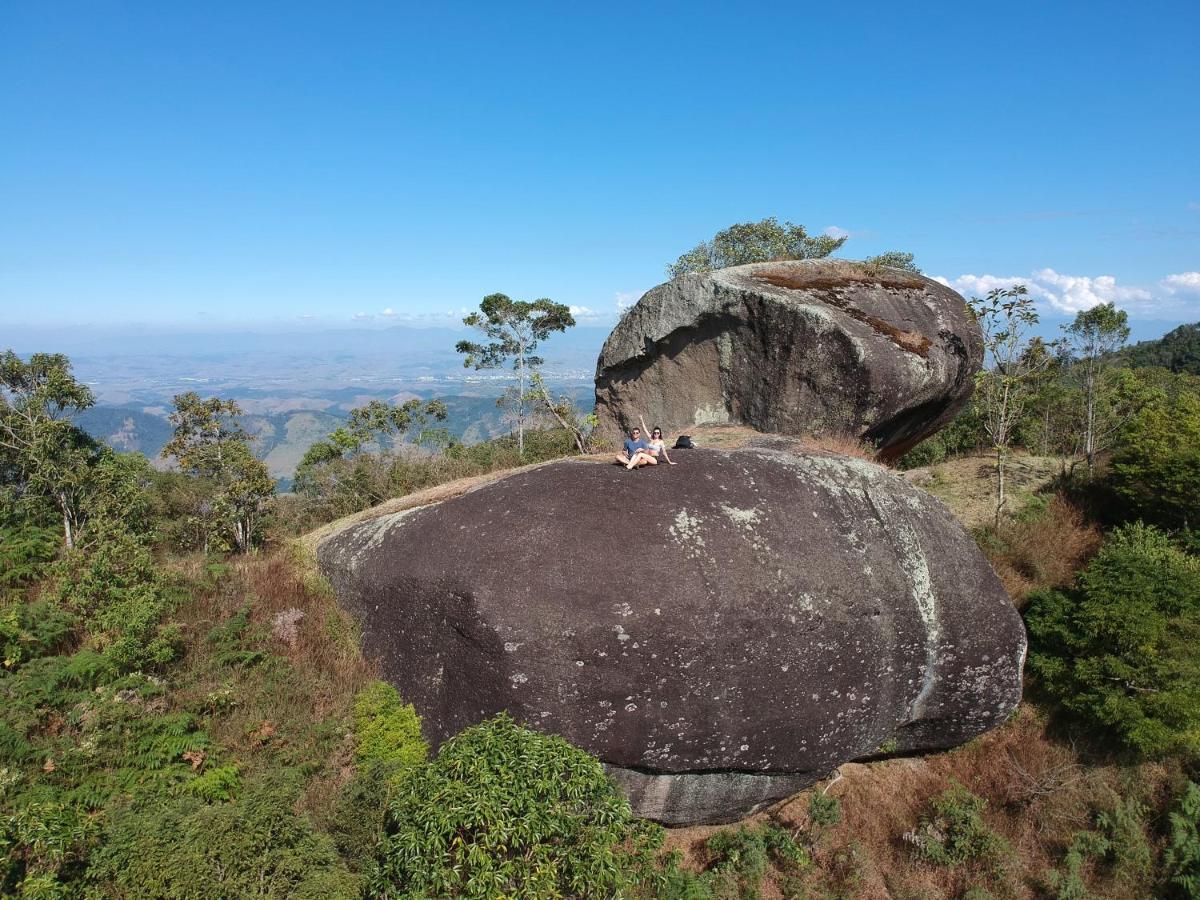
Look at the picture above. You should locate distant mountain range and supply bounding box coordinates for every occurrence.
[50,324,608,486]
[46,317,1199,486]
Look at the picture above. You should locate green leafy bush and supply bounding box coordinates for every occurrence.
[0,523,58,593]
[351,680,427,774]
[371,712,664,898]
[809,790,843,833]
[53,527,181,673]
[186,764,241,803]
[1025,522,1200,757]
[87,776,360,899]
[906,783,1009,869]
[1,602,75,672]
[700,823,809,898]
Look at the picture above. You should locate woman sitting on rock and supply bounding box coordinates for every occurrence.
[625,416,675,469]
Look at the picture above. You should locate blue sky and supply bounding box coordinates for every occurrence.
[2,1,1197,336]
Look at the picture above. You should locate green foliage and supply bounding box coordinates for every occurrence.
[0,789,100,897]
[897,403,986,469]
[809,789,843,835]
[969,285,1057,524]
[206,604,266,668]
[666,217,846,277]
[1167,781,1200,898]
[906,782,1009,869]
[1048,792,1153,899]
[1109,382,1200,529]
[863,250,920,272]
[0,351,100,548]
[0,523,58,593]
[1026,522,1200,757]
[698,823,810,898]
[1122,321,1200,375]
[160,392,274,552]
[87,776,360,899]
[186,763,241,803]
[372,712,664,898]
[351,680,428,775]
[53,525,181,673]
[0,602,75,672]
[456,292,576,458]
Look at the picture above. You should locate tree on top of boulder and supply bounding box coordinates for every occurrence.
[456,293,575,458]
[667,217,847,277]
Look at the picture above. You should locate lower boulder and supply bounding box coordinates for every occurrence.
[316,449,1025,825]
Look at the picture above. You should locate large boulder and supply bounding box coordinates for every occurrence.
[594,259,982,459]
[317,449,1025,825]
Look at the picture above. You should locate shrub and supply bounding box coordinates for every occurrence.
[0,523,58,593]
[371,712,664,897]
[1166,781,1200,898]
[351,681,427,774]
[87,776,360,899]
[905,783,1009,869]
[701,823,809,898]
[1025,522,1200,757]
[186,764,241,803]
[0,602,75,672]
[808,790,843,833]
[53,527,181,673]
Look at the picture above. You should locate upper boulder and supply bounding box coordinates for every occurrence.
[594,259,982,459]
[316,448,1025,825]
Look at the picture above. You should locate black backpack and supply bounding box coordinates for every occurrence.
[673,435,695,450]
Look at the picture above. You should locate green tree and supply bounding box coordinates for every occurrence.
[0,352,98,548]
[969,287,1056,525]
[1109,379,1200,529]
[371,713,664,897]
[1025,523,1200,757]
[456,293,575,458]
[667,217,846,277]
[1062,302,1131,473]
[161,392,273,553]
[292,398,448,511]
[864,250,920,272]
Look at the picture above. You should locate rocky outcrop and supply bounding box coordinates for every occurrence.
[317,448,1025,825]
[594,259,982,459]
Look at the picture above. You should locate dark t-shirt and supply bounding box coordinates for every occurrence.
[624,437,649,457]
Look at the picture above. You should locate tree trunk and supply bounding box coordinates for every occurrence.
[1084,370,1096,474]
[62,504,74,550]
[517,351,526,458]
[994,445,1006,529]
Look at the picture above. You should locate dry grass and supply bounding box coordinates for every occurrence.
[904,454,1062,530]
[983,495,1103,605]
[168,546,376,819]
[662,706,1179,898]
[798,431,888,465]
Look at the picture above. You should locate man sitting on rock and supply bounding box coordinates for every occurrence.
[617,426,651,469]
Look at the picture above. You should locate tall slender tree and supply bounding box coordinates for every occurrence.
[456,294,575,457]
[1061,302,1131,473]
[969,287,1056,526]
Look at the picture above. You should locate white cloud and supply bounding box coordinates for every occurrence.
[380,307,398,317]
[933,268,1153,315]
[351,312,373,321]
[614,290,641,311]
[568,305,593,316]
[823,225,851,239]
[1162,272,1200,296]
